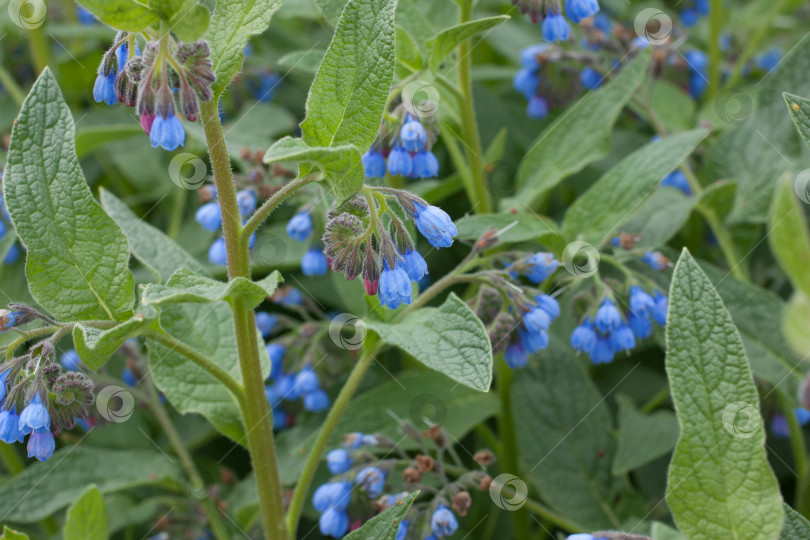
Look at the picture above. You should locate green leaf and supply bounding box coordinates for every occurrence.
[785,93,810,150]
[561,129,708,244]
[366,294,492,392]
[511,347,638,530]
[76,0,159,32]
[652,522,686,540]
[75,125,143,159]
[454,211,562,246]
[142,267,281,309]
[100,189,210,282]
[73,306,158,371]
[503,49,651,209]
[344,491,418,539]
[64,485,108,540]
[768,175,810,296]
[783,292,810,358]
[647,80,696,132]
[426,16,509,72]
[612,394,679,476]
[168,1,211,41]
[0,447,179,523]
[263,137,363,201]
[666,249,783,539]
[0,527,29,540]
[300,0,397,152]
[620,188,696,249]
[205,0,283,98]
[781,504,810,539]
[4,69,134,321]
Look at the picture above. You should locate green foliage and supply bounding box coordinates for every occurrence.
[612,394,679,476]
[142,267,281,309]
[73,307,157,370]
[344,491,417,539]
[64,486,109,540]
[426,16,509,72]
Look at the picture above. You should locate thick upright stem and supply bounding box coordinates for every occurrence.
[457,0,492,214]
[201,100,288,540]
[707,0,722,100]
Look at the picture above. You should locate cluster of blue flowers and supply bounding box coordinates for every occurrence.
[0,384,55,462]
[195,188,257,266]
[679,0,710,27]
[363,115,439,180]
[683,50,709,99]
[512,0,600,40]
[285,210,329,276]
[570,287,667,364]
[513,45,550,119]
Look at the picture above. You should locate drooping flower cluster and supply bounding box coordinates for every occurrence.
[92,32,216,151]
[363,113,440,180]
[570,287,667,364]
[511,0,600,39]
[319,189,457,309]
[193,185,258,266]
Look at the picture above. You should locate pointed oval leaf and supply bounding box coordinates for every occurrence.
[64,485,108,540]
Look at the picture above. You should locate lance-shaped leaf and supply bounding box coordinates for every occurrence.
[76,0,159,32]
[768,175,810,296]
[666,250,783,539]
[426,16,509,72]
[63,486,108,540]
[344,491,418,539]
[4,69,134,321]
[142,268,281,309]
[73,306,158,371]
[785,93,810,150]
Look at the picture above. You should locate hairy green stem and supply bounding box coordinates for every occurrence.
[144,377,231,540]
[286,334,381,537]
[457,0,492,214]
[707,0,723,100]
[201,100,288,540]
[243,172,323,239]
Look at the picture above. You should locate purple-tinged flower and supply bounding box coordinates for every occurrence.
[401,249,428,282]
[409,202,457,248]
[413,150,440,179]
[527,95,549,119]
[362,149,386,178]
[208,237,227,266]
[542,13,570,42]
[430,505,459,537]
[570,319,597,354]
[304,389,330,412]
[565,0,600,23]
[356,466,386,497]
[387,145,413,177]
[27,429,55,461]
[594,298,622,333]
[19,393,50,435]
[504,341,528,368]
[150,112,185,151]
[302,247,329,276]
[255,312,277,338]
[400,117,427,152]
[319,508,350,538]
[327,448,352,474]
[379,261,412,309]
[195,202,222,231]
[313,482,353,512]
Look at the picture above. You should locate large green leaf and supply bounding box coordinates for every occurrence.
[612,394,679,476]
[75,125,143,159]
[783,292,810,358]
[511,348,638,530]
[785,93,810,150]
[4,69,134,321]
[781,504,810,539]
[205,0,283,98]
[0,447,178,523]
[142,267,281,309]
[366,294,492,392]
[63,486,108,540]
[300,0,397,152]
[76,0,159,32]
[666,250,783,539]
[561,129,708,245]
[768,176,810,296]
[100,189,210,283]
[73,306,158,371]
[263,137,363,202]
[426,16,509,72]
[503,49,651,209]
[344,491,417,540]
[620,188,696,249]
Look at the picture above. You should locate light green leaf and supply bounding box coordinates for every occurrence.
[366,294,492,392]
[75,125,143,159]
[142,268,281,309]
[100,189,210,282]
[4,69,134,321]
[205,0,283,98]
[783,292,810,358]
[168,1,211,41]
[503,49,651,209]
[300,0,397,152]
[426,16,509,72]
[454,211,562,246]
[781,504,810,539]
[666,249,783,540]
[768,175,810,296]
[561,129,708,245]
[278,49,325,74]
[0,447,179,523]
[511,346,639,530]
[73,306,158,371]
[647,80,695,132]
[785,93,810,150]
[396,27,422,75]
[64,485,108,540]
[76,0,159,32]
[263,136,363,202]
[612,394,679,476]
[0,527,29,540]
[620,188,696,249]
[344,491,418,539]
[652,522,686,540]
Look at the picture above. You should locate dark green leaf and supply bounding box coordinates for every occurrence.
[612,394,679,475]
[344,491,417,539]
[63,485,108,540]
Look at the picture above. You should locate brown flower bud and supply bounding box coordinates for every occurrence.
[452,491,472,516]
[402,466,421,483]
[415,454,435,473]
[478,474,493,491]
[473,449,495,466]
